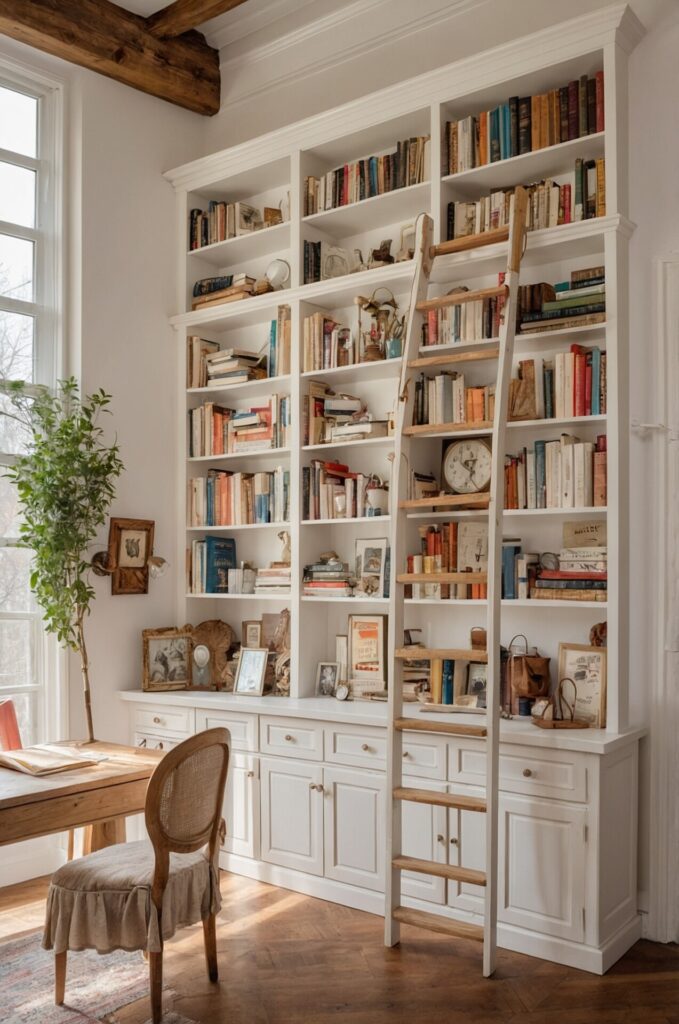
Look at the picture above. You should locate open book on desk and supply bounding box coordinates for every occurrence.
[0,744,109,776]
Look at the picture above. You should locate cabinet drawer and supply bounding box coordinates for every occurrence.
[195,708,258,752]
[324,726,386,769]
[402,735,447,780]
[133,732,181,752]
[132,704,194,737]
[260,717,323,761]
[449,742,587,802]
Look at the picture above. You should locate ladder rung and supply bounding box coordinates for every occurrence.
[402,421,493,437]
[416,285,507,314]
[393,906,485,942]
[394,718,487,738]
[393,786,487,812]
[430,225,510,259]
[395,648,487,662]
[393,855,487,887]
[399,493,490,510]
[397,572,487,585]
[408,347,499,370]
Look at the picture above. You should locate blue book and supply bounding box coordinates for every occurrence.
[369,157,378,196]
[268,318,277,378]
[534,440,546,508]
[489,108,500,163]
[544,367,554,419]
[591,347,601,415]
[206,475,214,527]
[442,660,454,704]
[502,543,521,599]
[205,536,236,594]
[503,103,511,159]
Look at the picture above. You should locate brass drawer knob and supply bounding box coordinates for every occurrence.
[450,837,459,846]
[437,833,445,844]
[153,716,162,725]
[402,751,410,759]
[247,771,255,778]
[361,743,370,752]
[284,734,294,742]
[523,768,533,778]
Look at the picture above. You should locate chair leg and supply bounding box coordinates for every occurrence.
[67,829,75,861]
[55,950,67,1005]
[202,913,218,982]
[149,950,163,1024]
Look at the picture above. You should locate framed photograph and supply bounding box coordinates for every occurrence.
[335,634,348,683]
[465,662,488,708]
[558,643,607,727]
[348,614,387,684]
[316,662,339,696]
[355,538,388,598]
[142,627,191,692]
[108,517,154,595]
[235,201,262,235]
[234,647,267,696]
[242,620,262,649]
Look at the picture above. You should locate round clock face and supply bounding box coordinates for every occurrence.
[335,683,350,701]
[442,439,492,494]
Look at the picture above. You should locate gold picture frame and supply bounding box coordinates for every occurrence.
[557,643,607,727]
[108,517,154,595]
[142,627,191,692]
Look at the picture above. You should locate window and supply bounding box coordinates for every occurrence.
[0,64,63,745]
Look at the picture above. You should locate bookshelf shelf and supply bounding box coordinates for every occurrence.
[187,375,291,401]
[301,596,389,606]
[186,592,291,601]
[303,181,430,237]
[403,598,606,609]
[441,132,605,198]
[300,261,413,306]
[406,506,606,521]
[301,359,403,384]
[302,515,391,527]
[186,221,290,266]
[303,436,394,453]
[506,414,606,431]
[186,522,289,532]
[187,447,291,464]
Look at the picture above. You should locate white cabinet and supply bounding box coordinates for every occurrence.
[223,753,260,860]
[259,756,324,876]
[498,794,587,942]
[447,785,486,916]
[323,766,386,892]
[400,778,447,905]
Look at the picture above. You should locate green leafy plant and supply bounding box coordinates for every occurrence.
[3,377,124,742]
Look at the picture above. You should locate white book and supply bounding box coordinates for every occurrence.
[412,554,423,601]
[517,451,526,510]
[583,442,595,505]
[526,450,537,509]
[534,356,545,420]
[574,442,586,506]
[554,353,565,419]
[561,435,576,507]
[564,352,575,418]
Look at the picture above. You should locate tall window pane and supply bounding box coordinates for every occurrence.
[0,85,37,158]
[0,163,36,228]
[0,235,34,301]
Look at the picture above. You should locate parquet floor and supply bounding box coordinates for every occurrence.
[2,872,679,1024]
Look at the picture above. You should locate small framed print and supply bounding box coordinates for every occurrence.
[465,662,487,708]
[234,647,267,696]
[355,538,388,598]
[348,614,387,685]
[242,620,262,649]
[316,662,339,697]
[108,517,154,595]
[142,627,191,692]
[558,643,607,727]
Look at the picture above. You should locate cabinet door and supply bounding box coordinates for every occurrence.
[223,753,259,860]
[499,794,586,942]
[447,785,486,915]
[323,766,386,891]
[400,778,447,905]
[260,757,323,876]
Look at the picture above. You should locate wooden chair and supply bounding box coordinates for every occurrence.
[43,728,230,1024]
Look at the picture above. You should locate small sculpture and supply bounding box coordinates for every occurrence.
[369,239,394,267]
[277,530,291,565]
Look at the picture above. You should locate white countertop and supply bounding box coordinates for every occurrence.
[119,689,645,755]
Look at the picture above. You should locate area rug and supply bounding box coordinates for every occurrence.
[0,931,196,1024]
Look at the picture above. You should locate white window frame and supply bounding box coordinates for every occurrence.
[0,53,66,744]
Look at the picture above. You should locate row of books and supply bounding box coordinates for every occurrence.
[191,274,272,311]
[405,522,488,601]
[302,460,383,521]
[509,346,606,423]
[303,312,352,372]
[504,434,607,510]
[187,540,292,595]
[519,266,605,334]
[446,157,605,241]
[504,537,607,603]
[188,466,290,527]
[421,281,505,346]
[188,395,291,458]
[413,372,495,427]
[189,201,283,250]
[444,72,604,175]
[303,136,431,215]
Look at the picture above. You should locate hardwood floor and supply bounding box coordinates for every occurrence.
[2,872,678,1024]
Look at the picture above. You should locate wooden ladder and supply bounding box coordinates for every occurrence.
[385,187,529,977]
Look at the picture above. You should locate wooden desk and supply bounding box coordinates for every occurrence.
[0,741,163,853]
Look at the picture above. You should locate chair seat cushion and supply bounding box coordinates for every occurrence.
[42,840,221,955]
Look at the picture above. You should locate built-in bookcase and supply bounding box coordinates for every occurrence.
[167,6,639,733]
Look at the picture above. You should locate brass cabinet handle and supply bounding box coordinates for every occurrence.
[450,837,459,846]
[247,770,255,778]
[436,833,445,844]
[285,734,294,742]
[523,768,533,778]
[361,743,370,752]
[402,751,410,759]
[309,782,324,792]
[153,716,162,725]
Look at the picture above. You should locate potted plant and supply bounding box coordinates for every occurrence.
[3,378,124,742]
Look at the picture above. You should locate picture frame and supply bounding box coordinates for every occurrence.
[142,627,191,692]
[355,538,388,598]
[234,647,268,696]
[348,613,387,685]
[558,643,607,727]
[465,662,488,708]
[335,634,348,683]
[108,517,154,595]
[316,662,340,697]
[242,620,262,649]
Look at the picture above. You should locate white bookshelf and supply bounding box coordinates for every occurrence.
[166,6,638,736]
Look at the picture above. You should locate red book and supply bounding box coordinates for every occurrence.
[562,183,572,223]
[574,352,586,416]
[343,165,349,206]
[585,356,592,416]
[595,433,607,452]
[427,310,438,345]
[595,71,605,132]
[539,569,607,581]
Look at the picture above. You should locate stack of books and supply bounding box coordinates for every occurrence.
[302,557,352,597]
[188,395,290,457]
[504,433,607,510]
[254,565,291,595]
[413,371,495,426]
[446,156,605,241]
[405,522,488,601]
[304,383,388,445]
[186,307,291,389]
[188,536,236,594]
[304,135,431,215]
[203,348,267,388]
[519,267,605,334]
[420,277,505,346]
[444,72,604,174]
[532,543,607,603]
[400,650,431,701]
[188,466,289,527]
[191,274,260,310]
[302,460,376,521]
[303,311,353,371]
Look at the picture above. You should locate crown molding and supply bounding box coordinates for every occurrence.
[206,0,318,49]
[165,2,641,193]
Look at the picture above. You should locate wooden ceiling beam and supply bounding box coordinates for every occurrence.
[0,0,221,115]
[147,0,248,39]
